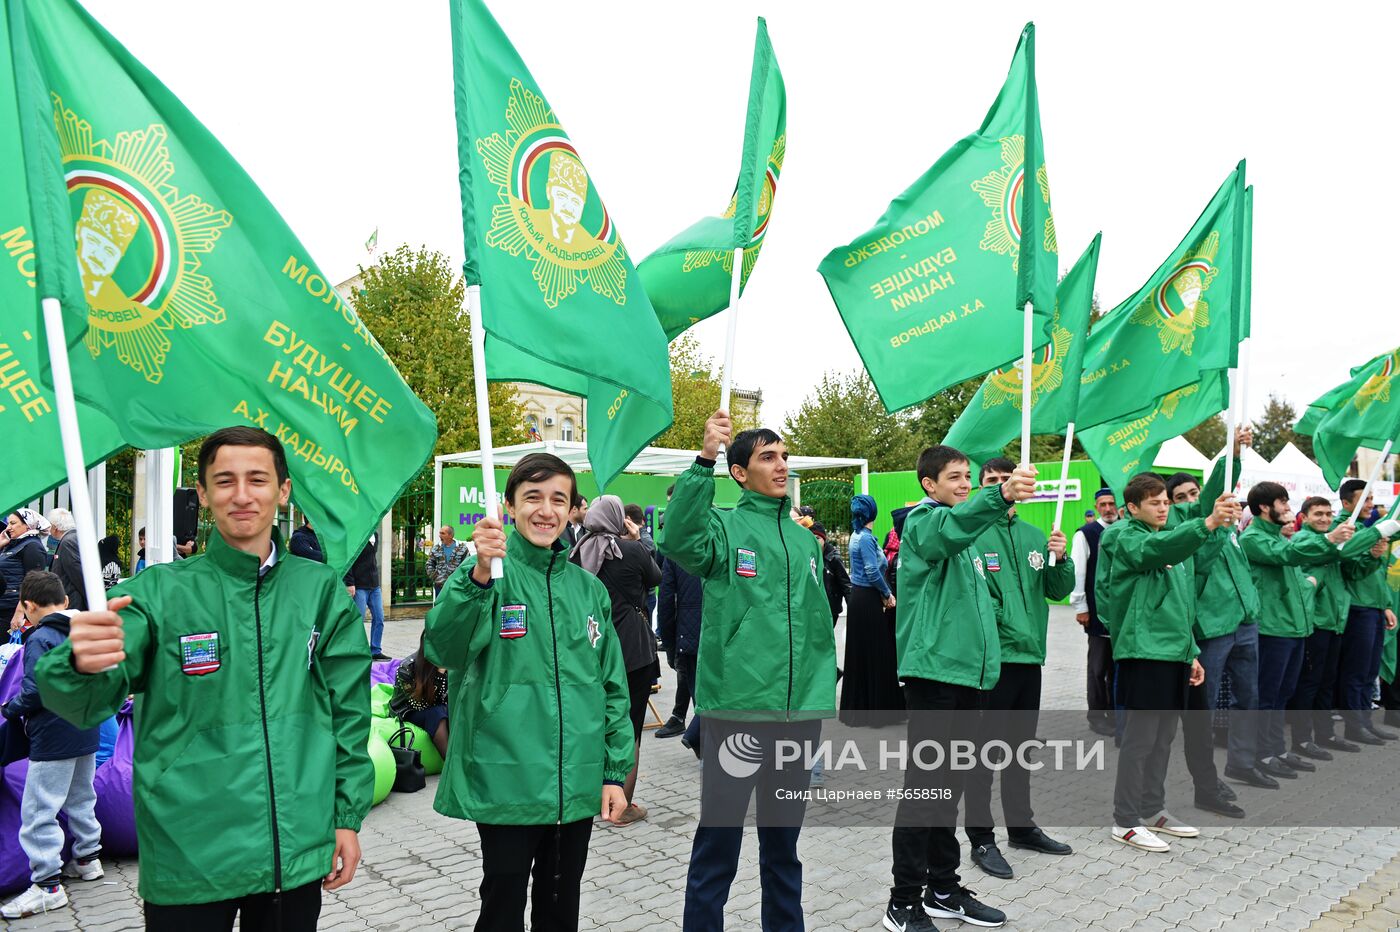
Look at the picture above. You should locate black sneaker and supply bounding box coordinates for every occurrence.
[654,717,686,739]
[924,887,1006,927]
[371,653,391,662]
[883,901,937,932]
[1319,734,1362,753]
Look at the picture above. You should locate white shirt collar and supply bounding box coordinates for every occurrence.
[259,542,278,577]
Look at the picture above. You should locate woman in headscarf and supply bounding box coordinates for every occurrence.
[1,509,53,629]
[572,494,661,824]
[839,495,906,726]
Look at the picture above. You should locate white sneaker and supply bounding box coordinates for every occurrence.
[2,883,69,919]
[62,856,104,881]
[1145,810,1200,838]
[1112,824,1170,852]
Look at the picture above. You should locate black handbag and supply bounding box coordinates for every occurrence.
[388,722,427,793]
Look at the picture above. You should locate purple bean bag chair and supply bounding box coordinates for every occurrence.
[370,657,402,687]
[92,700,137,855]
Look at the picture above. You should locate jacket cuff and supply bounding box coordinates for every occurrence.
[334,810,365,833]
[695,456,716,469]
[604,768,631,784]
[603,779,624,788]
[469,573,493,590]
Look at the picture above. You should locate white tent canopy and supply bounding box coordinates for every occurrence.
[1152,436,1212,472]
[433,441,870,532]
[1208,441,1336,510]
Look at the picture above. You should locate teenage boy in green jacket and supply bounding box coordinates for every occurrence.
[1097,472,1237,854]
[38,427,372,930]
[884,445,1037,932]
[425,452,633,932]
[660,410,836,932]
[960,457,1074,881]
[1238,481,1365,781]
[1334,480,1399,743]
[1286,497,1393,757]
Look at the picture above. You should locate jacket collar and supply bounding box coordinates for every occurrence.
[1127,516,1163,534]
[206,527,285,578]
[506,528,568,574]
[736,487,790,516]
[1251,518,1284,538]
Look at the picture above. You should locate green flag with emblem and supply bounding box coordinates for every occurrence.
[450,0,672,490]
[817,23,1058,413]
[943,233,1099,462]
[1295,348,1400,488]
[1077,162,1246,430]
[1079,370,1231,498]
[0,2,125,514]
[6,0,438,573]
[637,18,784,341]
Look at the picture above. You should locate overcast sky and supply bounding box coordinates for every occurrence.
[82,0,1396,431]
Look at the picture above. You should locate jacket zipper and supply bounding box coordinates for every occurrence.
[777,504,793,719]
[545,551,564,825]
[252,571,283,894]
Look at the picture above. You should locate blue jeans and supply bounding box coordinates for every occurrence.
[1257,634,1306,759]
[1197,622,1260,769]
[1338,606,1386,729]
[354,586,384,654]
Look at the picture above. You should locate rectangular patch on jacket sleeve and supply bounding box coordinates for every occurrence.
[736,548,758,578]
[179,632,220,675]
[500,604,528,639]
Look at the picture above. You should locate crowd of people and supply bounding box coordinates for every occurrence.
[0,414,1396,930]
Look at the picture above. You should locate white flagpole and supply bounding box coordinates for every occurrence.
[1341,440,1392,548]
[1020,301,1034,465]
[718,246,744,418]
[40,298,106,610]
[1047,422,1074,568]
[467,284,504,579]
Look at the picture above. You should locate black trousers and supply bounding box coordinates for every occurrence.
[671,650,697,721]
[1113,659,1188,827]
[1178,679,1218,794]
[890,677,981,904]
[1288,627,1344,744]
[1087,636,1114,724]
[964,663,1041,847]
[144,880,321,932]
[475,819,593,932]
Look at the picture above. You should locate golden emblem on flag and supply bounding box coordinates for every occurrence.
[1128,232,1219,356]
[982,315,1073,410]
[1353,351,1397,412]
[56,96,230,385]
[477,79,628,308]
[972,135,1055,272]
[1158,383,1199,419]
[681,135,786,288]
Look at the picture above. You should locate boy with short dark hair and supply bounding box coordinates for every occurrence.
[1,570,103,920]
[1097,472,1237,853]
[38,426,372,931]
[884,445,1037,931]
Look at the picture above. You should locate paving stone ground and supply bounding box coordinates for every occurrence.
[9,606,1400,930]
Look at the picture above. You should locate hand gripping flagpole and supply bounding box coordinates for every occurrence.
[1340,439,1393,549]
[40,298,108,611]
[1047,422,1074,568]
[467,284,504,579]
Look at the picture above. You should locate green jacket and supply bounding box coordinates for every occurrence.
[1097,516,1210,663]
[36,531,371,906]
[1335,512,1392,610]
[658,461,835,720]
[1293,524,1383,634]
[974,513,1075,665]
[1239,519,1342,637]
[1380,541,1400,683]
[424,532,633,825]
[895,487,1010,689]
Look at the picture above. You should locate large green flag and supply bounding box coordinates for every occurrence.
[1238,185,1253,342]
[638,18,784,341]
[6,0,438,573]
[817,23,1058,413]
[1077,162,1246,430]
[1079,370,1231,498]
[1295,348,1400,487]
[450,0,672,489]
[0,4,124,515]
[943,233,1099,462]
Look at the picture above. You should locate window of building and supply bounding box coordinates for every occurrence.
[560,417,575,442]
[526,414,540,439]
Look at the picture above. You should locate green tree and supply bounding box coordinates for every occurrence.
[784,370,921,473]
[1250,392,1303,462]
[349,245,526,457]
[1184,413,1227,458]
[653,335,759,449]
[905,375,985,449]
